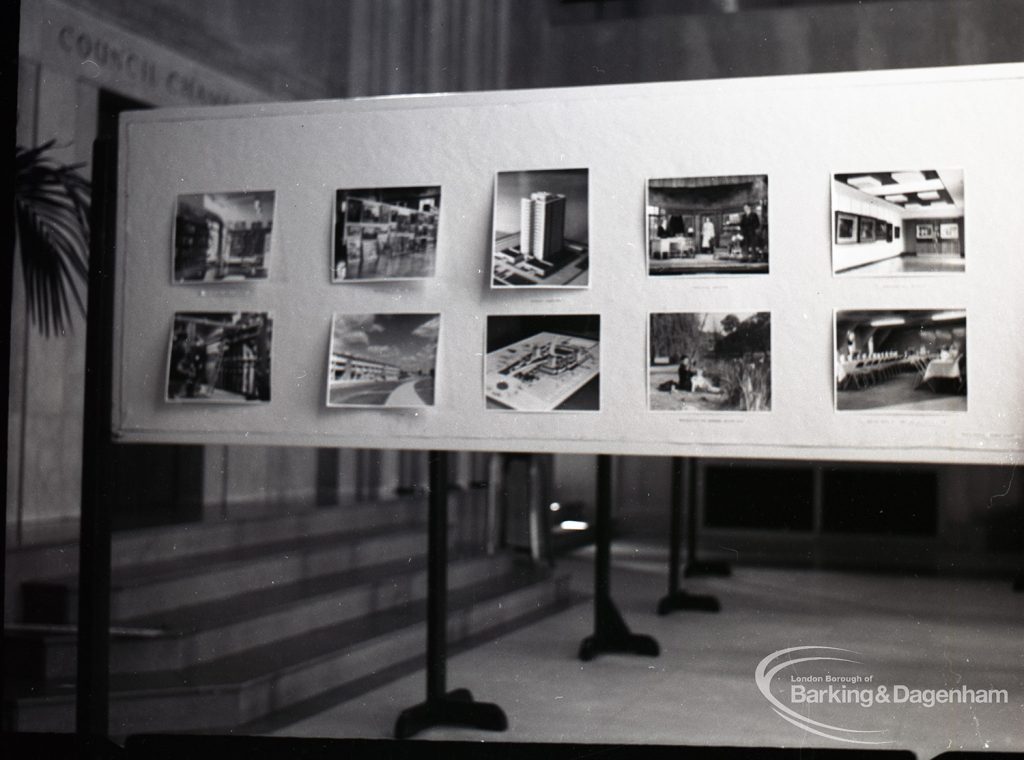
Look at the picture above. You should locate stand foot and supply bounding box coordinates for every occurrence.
[394,688,507,739]
[684,559,732,578]
[578,595,659,661]
[656,590,721,615]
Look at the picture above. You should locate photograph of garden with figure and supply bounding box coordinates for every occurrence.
[648,311,771,412]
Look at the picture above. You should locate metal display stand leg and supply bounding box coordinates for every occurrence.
[658,458,720,615]
[578,455,659,661]
[683,458,732,578]
[394,450,508,739]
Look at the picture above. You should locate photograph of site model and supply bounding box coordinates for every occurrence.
[491,169,589,287]
[485,314,600,411]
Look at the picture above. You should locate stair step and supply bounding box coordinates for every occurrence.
[8,568,573,734]
[109,499,426,569]
[22,523,433,623]
[23,552,516,680]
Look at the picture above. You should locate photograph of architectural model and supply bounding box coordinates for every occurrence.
[485,314,600,411]
[491,169,589,287]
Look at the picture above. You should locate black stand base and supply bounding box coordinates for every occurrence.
[684,559,732,578]
[579,595,660,661]
[656,590,721,615]
[394,688,508,739]
[1014,575,1024,592]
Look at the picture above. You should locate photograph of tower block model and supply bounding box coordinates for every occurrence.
[491,169,589,287]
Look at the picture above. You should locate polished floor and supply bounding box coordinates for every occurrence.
[271,552,1024,758]
[837,374,966,412]
[838,254,965,275]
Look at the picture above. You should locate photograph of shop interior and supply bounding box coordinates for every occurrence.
[835,309,967,412]
[832,170,965,275]
[485,315,600,411]
[166,311,273,402]
[647,176,768,275]
[492,169,589,287]
[173,191,275,283]
[649,312,771,412]
[327,313,439,407]
[332,186,440,281]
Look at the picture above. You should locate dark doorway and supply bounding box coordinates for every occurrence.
[97,88,205,530]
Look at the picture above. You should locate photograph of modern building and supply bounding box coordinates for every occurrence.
[173,191,275,283]
[485,315,600,411]
[491,169,589,287]
[166,311,273,402]
[832,170,965,275]
[835,309,967,411]
[647,176,768,275]
[327,313,439,407]
[649,312,771,411]
[332,186,440,281]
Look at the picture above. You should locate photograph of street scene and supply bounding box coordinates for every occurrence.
[491,169,589,287]
[332,186,440,281]
[327,313,439,407]
[166,311,273,403]
[648,311,771,411]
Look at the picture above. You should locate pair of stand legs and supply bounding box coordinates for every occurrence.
[394,451,507,739]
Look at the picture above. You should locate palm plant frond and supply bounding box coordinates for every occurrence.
[14,140,91,337]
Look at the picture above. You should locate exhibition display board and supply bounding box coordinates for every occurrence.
[113,64,1024,464]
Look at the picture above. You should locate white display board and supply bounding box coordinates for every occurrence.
[113,64,1024,464]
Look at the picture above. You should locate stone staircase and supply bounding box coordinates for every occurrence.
[3,497,574,734]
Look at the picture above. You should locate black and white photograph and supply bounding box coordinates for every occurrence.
[835,309,967,412]
[485,314,599,411]
[832,169,965,275]
[166,311,273,402]
[647,175,769,275]
[491,169,589,287]
[327,313,439,407]
[11,4,1024,759]
[332,186,440,281]
[173,191,275,283]
[648,312,771,412]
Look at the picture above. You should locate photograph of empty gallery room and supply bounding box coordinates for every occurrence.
[647,175,768,275]
[835,309,966,412]
[832,170,964,275]
[491,169,589,287]
[166,311,273,402]
[649,312,771,411]
[332,186,440,281]
[327,313,440,407]
[173,191,275,283]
